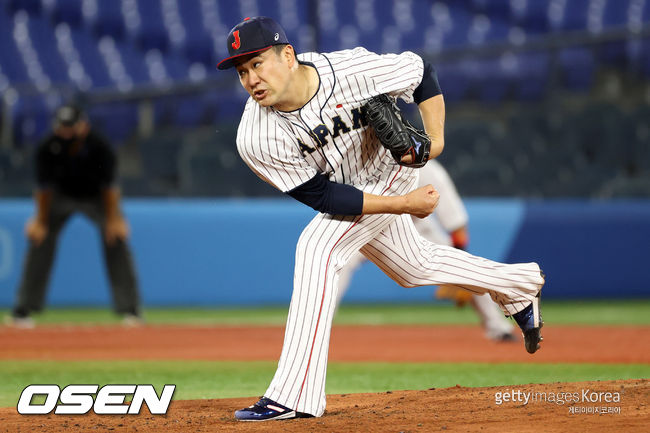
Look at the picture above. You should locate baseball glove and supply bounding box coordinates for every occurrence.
[436,284,474,307]
[364,94,431,168]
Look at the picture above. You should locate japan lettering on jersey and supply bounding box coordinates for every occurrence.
[236,47,425,193]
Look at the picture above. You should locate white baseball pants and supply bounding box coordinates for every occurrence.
[264,210,543,416]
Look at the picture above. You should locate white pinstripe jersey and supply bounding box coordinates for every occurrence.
[236,47,425,194]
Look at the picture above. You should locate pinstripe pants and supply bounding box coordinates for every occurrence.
[265,176,544,417]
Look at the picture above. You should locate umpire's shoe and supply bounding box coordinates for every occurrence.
[235,397,313,421]
[512,271,545,354]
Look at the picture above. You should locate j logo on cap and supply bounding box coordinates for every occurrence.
[217,16,290,70]
[232,30,241,50]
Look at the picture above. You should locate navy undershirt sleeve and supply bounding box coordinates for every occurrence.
[413,58,442,104]
[287,174,364,215]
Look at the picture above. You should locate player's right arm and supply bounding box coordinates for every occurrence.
[237,102,438,219]
[361,186,439,219]
[285,173,439,219]
[25,190,52,245]
[27,144,53,245]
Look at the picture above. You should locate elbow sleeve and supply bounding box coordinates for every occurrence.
[287,174,364,215]
[413,58,442,104]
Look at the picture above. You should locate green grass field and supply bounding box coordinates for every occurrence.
[2,299,650,326]
[1,300,649,408]
[2,361,648,407]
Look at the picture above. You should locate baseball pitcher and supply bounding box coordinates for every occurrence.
[218,16,544,421]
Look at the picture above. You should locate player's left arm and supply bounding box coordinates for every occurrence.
[413,59,445,159]
[102,187,130,244]
[417,94,445,159]
[98,139,129,244]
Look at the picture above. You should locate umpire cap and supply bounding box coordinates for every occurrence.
[53,104,86,128]
[217,16,289,70]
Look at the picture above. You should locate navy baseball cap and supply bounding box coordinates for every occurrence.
[217,16,289,70]
[53,104,85,128]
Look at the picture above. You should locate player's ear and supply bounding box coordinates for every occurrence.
[284,44,297,67]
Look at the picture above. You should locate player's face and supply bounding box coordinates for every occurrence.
[235,48,292,108]
[54,120,89,141]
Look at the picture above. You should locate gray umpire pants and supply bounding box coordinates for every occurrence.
[13,193,140,316]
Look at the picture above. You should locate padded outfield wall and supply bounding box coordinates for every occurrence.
[0,199,648,307]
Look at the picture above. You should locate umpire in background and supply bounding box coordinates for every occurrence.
[6,104,141,328]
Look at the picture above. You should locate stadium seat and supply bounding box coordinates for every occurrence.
[181,141,270,197]
[131,0,170,53]
[218,0,248,29]
[0,11,29,84]
[471,0,510,17]
[176,94,216,127]
[557,46,595,91]
[434,61,471,103]
[183,147,223,195]
[213,88,249,123]
[511,0,550,35]
[474,53,520,103]
[599,39,629,67]
[629,104,650,174]
[51,0,83,28]
[88,102,139,145]
[7,0,42,15]
[594,0,632,65]
[162,52,190,82]
[512,51,550,101]
[443,5,472,48]
[483,16,511,44]
[176,0,214,66]
[179,130,244,196]
[641,38,650,77]
[28,14,70,84]
[0,150,12,183]
[0,147,34,196]
[10,95,56,147]
[117,40,150,85]
[93,1,126,40]
[176,0,208,39]
[601,0,631,29]
[454,155,515,196]
[0,0,646,199]
[137,30,170,55]
[558,0,590,31]
[183,35,214,67]
[154,94,211,129]
[600,174,650,197]
[139,132,183,185]
[71,27,113,88]
[571,103,632,173]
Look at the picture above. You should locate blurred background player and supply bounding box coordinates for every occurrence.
[5,105,141,328]
[337,159,516,342]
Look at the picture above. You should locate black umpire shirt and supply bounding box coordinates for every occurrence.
[35,131,116,199]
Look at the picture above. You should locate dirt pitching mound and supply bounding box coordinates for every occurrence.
[1,324,649,363]
[1,379,647,432]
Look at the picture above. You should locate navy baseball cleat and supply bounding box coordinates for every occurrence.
[512,271,544,354]
[235,397,313,421]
